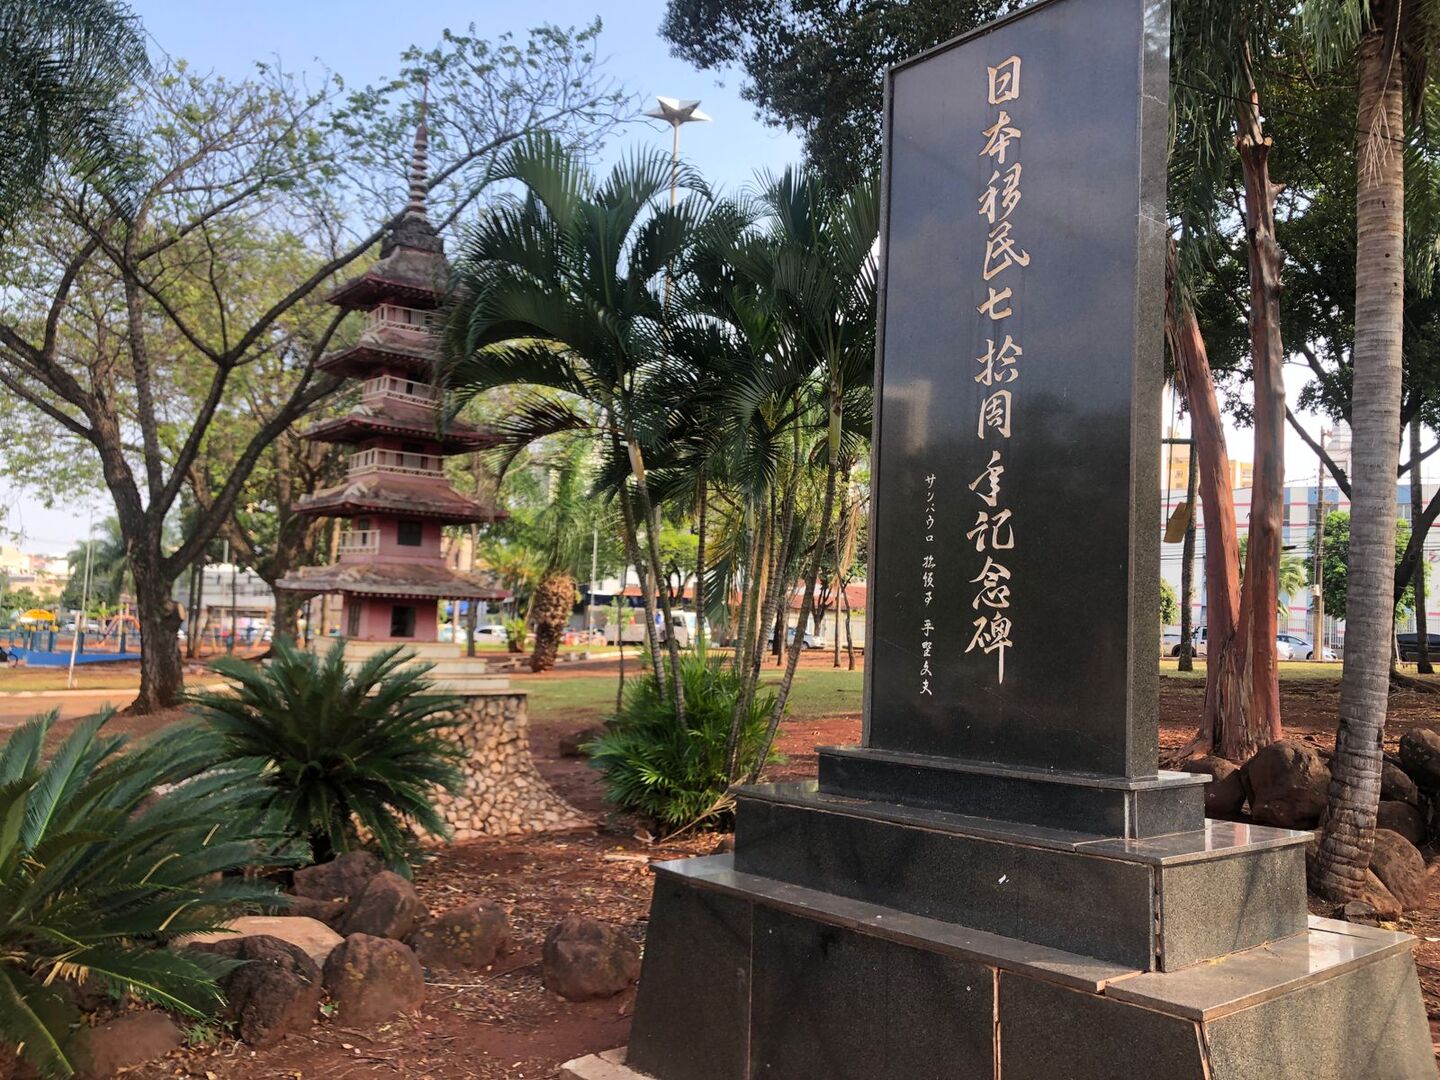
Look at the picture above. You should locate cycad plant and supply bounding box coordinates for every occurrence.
[190,639,464,869]
[0,709,295,1079]
[585,648,777,833]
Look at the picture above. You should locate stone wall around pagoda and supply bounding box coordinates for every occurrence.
[431,689,591,842]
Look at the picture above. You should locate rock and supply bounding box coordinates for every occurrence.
[1399,727,1440,790]
[712,834,736,855]
[542,916,641,1002]
[1376,801,1428,848]
[1240,740,1330,828]
[322,934,425,1025]
[337,871,424,940]
[186,934,322,1048]
[77,1012,183,1077]
[1179,755,1246,818]
[1370,828,1428,911]
[177,916,344,970]
[1382,760,1422,806]
[292,850,384,903]
[279,895,348,928]
[1342,900,1380,925]
[558,726,604,757]
[1359,870,1404,920]
[408,902,510,970]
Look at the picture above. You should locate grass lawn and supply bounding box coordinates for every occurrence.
[1159,658,1345,682]
[524,666,866,726]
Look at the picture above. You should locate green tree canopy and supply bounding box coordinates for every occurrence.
[659,0,1006,186]
[1310,510,1420,621]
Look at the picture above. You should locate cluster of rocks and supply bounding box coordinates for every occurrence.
[1181,727,1440,918]
[1,851,642,1078]
[432,692,591,841]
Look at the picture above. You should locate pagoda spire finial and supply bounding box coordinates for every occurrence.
[405,78,429,221]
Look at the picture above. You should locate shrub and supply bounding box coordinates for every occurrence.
[0,710,296,1079]
[189,638,464,870]
[504,616,529,653]
[586,650,778,832]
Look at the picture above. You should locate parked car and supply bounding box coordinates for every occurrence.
[786,626,827,650]
[474,623,508,643]
[1277,633,1337,661]
[1397,632,1440,662]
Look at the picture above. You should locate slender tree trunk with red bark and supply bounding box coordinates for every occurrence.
[1165,241,1242,755]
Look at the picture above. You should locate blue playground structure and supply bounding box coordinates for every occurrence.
[1,628,142,667]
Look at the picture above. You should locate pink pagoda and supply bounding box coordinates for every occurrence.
[277,111,507,681]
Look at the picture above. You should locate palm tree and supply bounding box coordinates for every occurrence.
[1304,0,1440,900]
[731,170,878,781]
[65,516,129,611]
[0,0,149,235]
[527,440,602,672]
[443,133,715,721]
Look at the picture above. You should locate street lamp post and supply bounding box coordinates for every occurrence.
[644,96,711,207]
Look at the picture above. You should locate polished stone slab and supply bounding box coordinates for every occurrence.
[742,780,1309,865]
[999,973,1206,1080]
[819,745,1206,838]
[1107,917,1418,1021]
[618,861,1434,1080]
[750,906,994,1079]
[626,878,750,1080]
[733,783,1311,970]
[654,855,1140,993]
[1204,950,1436,1080]
[734,789,1159,968]
[1155,844,1307,969]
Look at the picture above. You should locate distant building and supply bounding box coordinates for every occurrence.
[172,564,275,639]
[0,545,70,601]
[1161,430,1252,495]
[1161,477,1440,650]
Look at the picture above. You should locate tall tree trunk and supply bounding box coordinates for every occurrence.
[842,577,856,670]
[751,448,841,782]
[616,469,665,694]
[127,548,185,713]
[695,479,707,646]
[1179,441,1199,672]
[1210,99,1286,761]
[630,445,687,721]
[185,558,203,660]
[1315,29,1405,901]
[530,570,574,673]
[1165,240,1242,754]
[1411,412,1432,673]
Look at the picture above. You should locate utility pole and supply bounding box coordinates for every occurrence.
[66,517,94,689]
[1312,429,1329,658]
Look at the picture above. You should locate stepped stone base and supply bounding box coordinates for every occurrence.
[327,638,512,694]
[431,691,590,842]
[586,857,1434,1080]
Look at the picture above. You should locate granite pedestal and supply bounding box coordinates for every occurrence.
[565,777,1435,1080]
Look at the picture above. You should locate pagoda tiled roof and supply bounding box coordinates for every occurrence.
[302,402,497,453]
[317,340,433,379]
[274,560,509,600]
[295,473,504,525]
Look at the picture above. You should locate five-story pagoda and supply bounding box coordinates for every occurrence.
[277,110,507,685]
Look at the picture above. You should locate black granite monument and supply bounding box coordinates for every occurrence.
[564,0,1438,1076]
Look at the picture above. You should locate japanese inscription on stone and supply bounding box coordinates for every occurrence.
[863,0,1164,777]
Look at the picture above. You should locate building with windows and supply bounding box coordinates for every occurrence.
[1160,476,1440,651]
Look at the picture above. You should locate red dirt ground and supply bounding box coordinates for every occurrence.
[95,665,1440,1077]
